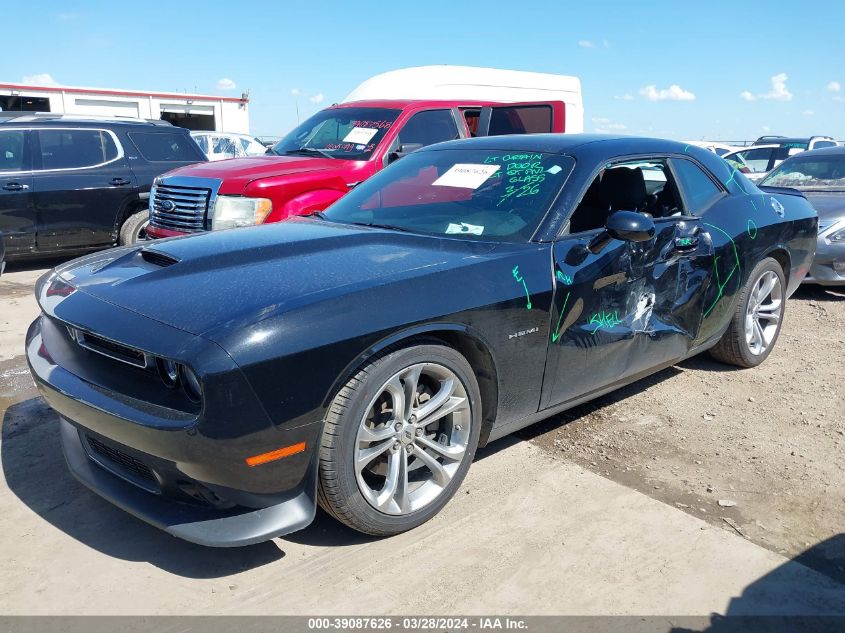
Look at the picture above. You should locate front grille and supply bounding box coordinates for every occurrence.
[87,435,157,486]
[150,183,210,232]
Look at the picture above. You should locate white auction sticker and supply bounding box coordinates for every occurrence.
[445,222,485,235]
[433,164,500,189]
[342,127,379,145]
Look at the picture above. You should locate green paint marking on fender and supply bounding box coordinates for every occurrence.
[512,265,532,310]
[550,291,572,343]
[703,222,741,317]
[747,218,758,239]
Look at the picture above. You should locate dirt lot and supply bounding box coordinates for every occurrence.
[0,259,843,614]
[525,284,845,582]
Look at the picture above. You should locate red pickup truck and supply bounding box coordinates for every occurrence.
[146,98,567,238]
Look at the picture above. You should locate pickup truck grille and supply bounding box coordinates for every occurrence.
[150,183,211,232]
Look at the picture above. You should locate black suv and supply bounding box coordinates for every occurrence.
[0,115,206,260]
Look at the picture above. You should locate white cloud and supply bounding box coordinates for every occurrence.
[591,117,627,133]
[614,93,634,101]
[602,39,610,48]
[22,73,58,86]
[578,40,595,48]
[639,84,696,101]
[834,95,844,102]
[762,125,771,133]
[291,88,301,96]
[826,81,841,93]
[216,78,236,91]
[308,93,324,105]
[740,72,792,102]
[803,110,815,116]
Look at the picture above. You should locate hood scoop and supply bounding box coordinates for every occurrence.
[140,248,180,268]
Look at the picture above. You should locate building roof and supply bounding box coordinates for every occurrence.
[0,82,247,104]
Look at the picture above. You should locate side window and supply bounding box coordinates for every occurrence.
[488,105,552,136]
[0,130,27,171]
[567,159,684,234]
[461,108,481,137]
[37,129,119,170]
[193,135,209,153]
[128,132,206,162]
[397,109,459,148]
[672,160,723,213]
[813,140,836,149]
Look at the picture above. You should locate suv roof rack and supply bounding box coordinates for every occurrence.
[0,112,173,126]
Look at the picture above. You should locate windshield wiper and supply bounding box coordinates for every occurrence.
[306,210,330,220]
[284,147,335,159]
[347,221,414,233]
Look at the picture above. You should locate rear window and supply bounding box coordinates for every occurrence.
[128,132,205,162]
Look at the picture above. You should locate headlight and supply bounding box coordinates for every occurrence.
[830,228,845,243]
[211,196,273,230]
[157,358,180,388]
[180,365,202,403]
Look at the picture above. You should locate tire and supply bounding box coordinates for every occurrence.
[317,343,482,536]
[119,209,150,246]
[709,257,786,368]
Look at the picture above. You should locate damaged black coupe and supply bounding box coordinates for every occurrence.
[26,135,817,546]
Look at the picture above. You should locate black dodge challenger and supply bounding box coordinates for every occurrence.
[25,135,817,546]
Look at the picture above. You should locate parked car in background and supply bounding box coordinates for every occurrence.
[683,141,740,157]
[191,131,267,161]
[0,115,206,259]
[146,97,569,239]
[754,135,837,151]
[723,144,787,181]
[27,135,816,546]
[760,145,845,285]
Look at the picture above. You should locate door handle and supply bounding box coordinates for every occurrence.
[110,178,131,186]
[2,182,29,192]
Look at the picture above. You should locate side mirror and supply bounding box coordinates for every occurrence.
[588,211,655,254]
[606,211,656,242]
[387,142,423,164]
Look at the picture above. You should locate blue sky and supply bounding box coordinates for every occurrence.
[3,1,845,140]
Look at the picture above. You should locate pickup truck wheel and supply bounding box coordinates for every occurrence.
[709,257,785,368]
[317,343,481,536]
[119,209,149,245]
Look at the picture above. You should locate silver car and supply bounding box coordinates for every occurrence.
[760,146,845,286]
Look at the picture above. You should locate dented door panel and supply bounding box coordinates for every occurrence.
[540,217,714,409]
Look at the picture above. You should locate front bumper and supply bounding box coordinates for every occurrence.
[145,224,192,240]
[804,239,845,286]
[26,314,322,547]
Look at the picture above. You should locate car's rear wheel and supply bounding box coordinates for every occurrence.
[317,343,481,535]
[709,257,785,368]
[119,209,150,245]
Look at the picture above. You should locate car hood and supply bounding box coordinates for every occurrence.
[165,155,356,191]
[53,219,495,337]
[800,191,845,226]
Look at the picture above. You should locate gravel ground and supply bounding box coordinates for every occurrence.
[524,284,845,584]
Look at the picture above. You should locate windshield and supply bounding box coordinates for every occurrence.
[761,154,845,189]
[269,107,401,161]
[321,148,574,242]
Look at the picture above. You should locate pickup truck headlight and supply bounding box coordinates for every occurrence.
[211,196,273,230]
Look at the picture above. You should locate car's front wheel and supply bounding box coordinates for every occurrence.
[709,257,786,368]
[317,343,481,535]
[119,209,150,245]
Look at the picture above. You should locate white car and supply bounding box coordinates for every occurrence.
[190,132,268,161]
[683,141,741,157]
[721,144,799,181]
